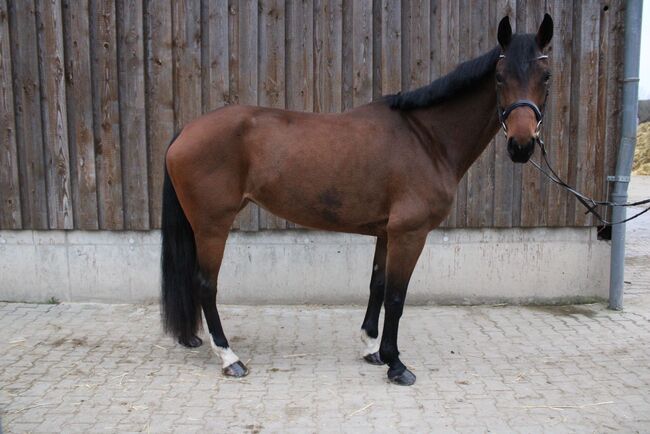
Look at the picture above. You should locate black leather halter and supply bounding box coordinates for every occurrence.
[498,99,545,137]
[499,99,543,124]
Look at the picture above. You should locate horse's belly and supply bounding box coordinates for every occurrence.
[247,177,389,235]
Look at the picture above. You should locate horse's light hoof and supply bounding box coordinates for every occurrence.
[387,367,416,386]
[223,360,249,378]
[363,352,383,365]
[178,335,203,348]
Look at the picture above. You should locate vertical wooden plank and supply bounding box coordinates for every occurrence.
[491,0,516,228]
[594,0,608,218]
[603,0,624,224]
[228,0,239,104]
[379,0,400,94]
[258,0,287,229]
[38,0,73,229]
[0,0,21,228]
[543,0,572,226]
[202,0,229,112]
[438,0,460,227]
[90,0,123,229]
[286,0,313,112]
[466,0,493,227]
[566,1,581,226]
[314,0,343,113]
[595,0,622,225]
[402,0,429,90]
[231,0,259,230]
[371,0,382,100]
[352,0,373,106]
[568,0,599,226]
[9,0,48,229]
[63,0,99,229]
[258,0,285,113]
[117,0,149,229]
[429,0,441,81]
[341,0,353,111]
[453,0,470,227]
[145,0,174,228]
[173,0,202,129]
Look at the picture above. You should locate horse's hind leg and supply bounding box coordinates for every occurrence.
[360,236,387,365]
[195,223,248,377]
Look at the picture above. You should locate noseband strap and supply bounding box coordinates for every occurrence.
[499,99,543,124]
[498,99,545,137]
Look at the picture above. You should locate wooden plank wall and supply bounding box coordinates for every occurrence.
[0,0,624,231]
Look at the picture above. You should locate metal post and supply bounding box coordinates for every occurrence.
[609,0,643,310]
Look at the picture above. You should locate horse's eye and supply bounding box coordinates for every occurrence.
[543,72,551,83]
[496,73,504,84]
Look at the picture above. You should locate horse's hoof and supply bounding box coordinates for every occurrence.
[223,360,249,378]
[179,335,203,348]
[387,367,416,386]
[363,352,383,365]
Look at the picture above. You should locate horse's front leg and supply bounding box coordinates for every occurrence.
[380,228,427,386]
[360,236,387,364]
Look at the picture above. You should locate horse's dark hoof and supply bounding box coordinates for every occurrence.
[363,352,383,365]
[387,367,416,386]
[179,335,203,348]
[223,360,249,378]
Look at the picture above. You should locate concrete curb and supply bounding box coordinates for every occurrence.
[0,228,609,305]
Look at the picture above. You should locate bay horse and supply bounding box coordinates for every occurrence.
[161,14,553,386]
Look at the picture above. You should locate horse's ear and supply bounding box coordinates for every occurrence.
[536,13,553,49]
[498,16,512,49]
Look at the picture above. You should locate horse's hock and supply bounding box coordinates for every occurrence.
[0,227,608,304]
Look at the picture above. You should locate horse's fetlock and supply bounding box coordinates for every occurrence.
[380,344,398,364]
[362,325,379,339]
[210,333,228,349]
[387,360,406,376]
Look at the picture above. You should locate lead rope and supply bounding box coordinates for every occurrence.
[529,138,650,226]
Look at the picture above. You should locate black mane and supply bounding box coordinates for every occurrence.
[385,46,502,110]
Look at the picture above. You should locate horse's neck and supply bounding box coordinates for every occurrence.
[414,76,500,180]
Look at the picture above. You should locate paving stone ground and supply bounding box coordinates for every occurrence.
[1,178,649,433]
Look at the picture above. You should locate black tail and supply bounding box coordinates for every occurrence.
[161,137,201,343]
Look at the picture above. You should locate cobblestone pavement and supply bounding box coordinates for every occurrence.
[1,180,649,433]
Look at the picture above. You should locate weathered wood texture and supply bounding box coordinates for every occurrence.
[0,0,624,230]
[0,0,21,228]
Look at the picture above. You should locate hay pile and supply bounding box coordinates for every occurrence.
[634,122,650,175]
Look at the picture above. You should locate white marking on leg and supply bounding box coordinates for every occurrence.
[360,330,380,357]
[210,340,240,368]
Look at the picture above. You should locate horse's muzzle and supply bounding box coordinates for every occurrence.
[507,137,535,163]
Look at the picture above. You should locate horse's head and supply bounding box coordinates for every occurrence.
[496,14,553,163]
